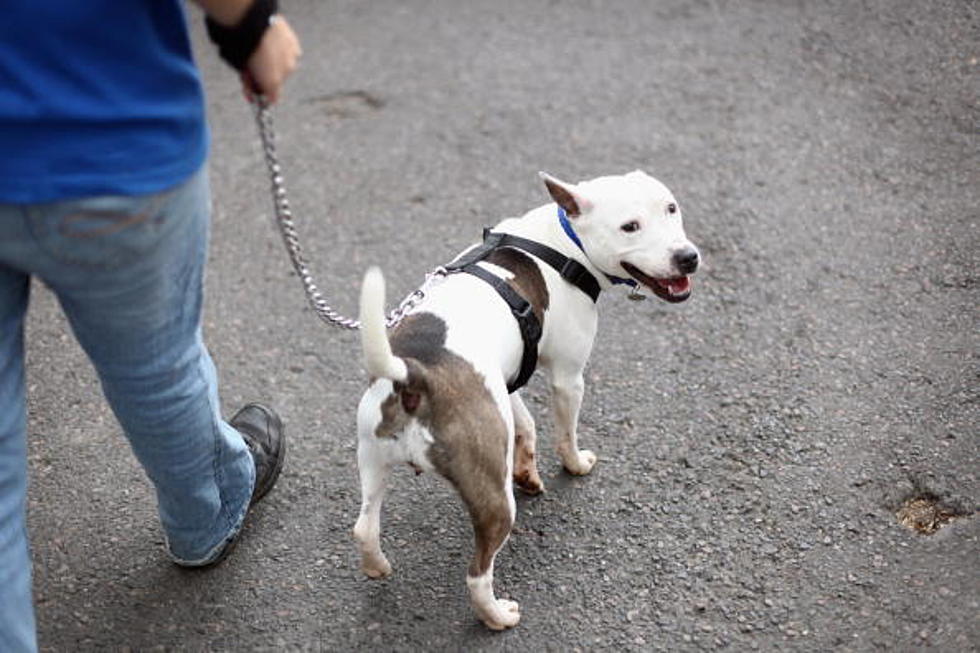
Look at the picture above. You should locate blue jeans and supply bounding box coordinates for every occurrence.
[0,167,255,652]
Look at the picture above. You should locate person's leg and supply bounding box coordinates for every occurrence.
[26,168,255,564]
[0,257,37,652]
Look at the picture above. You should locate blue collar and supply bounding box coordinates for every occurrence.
[557,206,637,288]
[557,206,584,250]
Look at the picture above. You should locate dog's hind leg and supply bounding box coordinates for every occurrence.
[510,393,544,494]
[460,479,520,630]
[550,371,597,476]
[425,365,519,628]
[352,435,393,578]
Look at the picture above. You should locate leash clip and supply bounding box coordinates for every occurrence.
[627,285,647,301]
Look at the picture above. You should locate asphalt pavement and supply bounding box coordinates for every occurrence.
[24,0,978,650]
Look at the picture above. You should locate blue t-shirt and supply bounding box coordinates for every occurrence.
[0,1,209,203]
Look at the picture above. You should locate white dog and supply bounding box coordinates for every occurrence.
[353,171,700,629]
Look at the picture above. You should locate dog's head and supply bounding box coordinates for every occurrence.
[541,170,700,303]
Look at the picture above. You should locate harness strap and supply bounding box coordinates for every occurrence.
[443,227,601,393]
[491,232,601,303]
[444,229,505,272]
[460,263,542,393]
[446,228,601,303]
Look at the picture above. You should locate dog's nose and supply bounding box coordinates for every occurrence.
[673,247,700,274]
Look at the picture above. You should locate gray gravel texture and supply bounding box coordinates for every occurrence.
[24,0,978,651]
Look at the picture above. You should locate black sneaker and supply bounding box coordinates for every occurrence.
[182,403,285,568]
[231,403,286,506]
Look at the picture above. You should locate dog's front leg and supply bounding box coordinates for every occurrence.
[550,372,597,475]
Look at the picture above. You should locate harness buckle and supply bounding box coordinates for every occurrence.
[559,259,587,285]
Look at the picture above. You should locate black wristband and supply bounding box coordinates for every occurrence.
[205,0,280,71]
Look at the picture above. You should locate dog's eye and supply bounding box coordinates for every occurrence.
[621,220,641,233]
[667,203,678,215]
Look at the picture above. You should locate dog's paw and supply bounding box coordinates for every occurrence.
[481,599,521,630]
[360,553,393,579]
[514,469,545,495]
[563,449,597,476]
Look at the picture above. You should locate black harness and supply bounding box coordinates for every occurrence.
[444,228,601,393]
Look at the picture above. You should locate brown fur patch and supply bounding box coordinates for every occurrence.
[375,311,513,576]
[484,247,549,326]
[417,351,512,576]
[375,391,407,438]
[513,438,543,495]
[373,314,445,438]
[390,312,449,365]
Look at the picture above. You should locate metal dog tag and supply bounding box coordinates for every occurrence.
[627,286,646,301]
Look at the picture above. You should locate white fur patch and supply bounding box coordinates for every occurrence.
[467,569,521,630]
[358,379,436,473]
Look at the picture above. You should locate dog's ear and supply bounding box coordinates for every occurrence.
[539,171,593,217]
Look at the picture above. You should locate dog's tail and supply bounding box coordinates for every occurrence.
[359,267,409,382]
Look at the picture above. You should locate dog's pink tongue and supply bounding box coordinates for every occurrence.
[668,277,691,294]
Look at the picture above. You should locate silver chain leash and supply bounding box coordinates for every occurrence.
[252,98,445,330]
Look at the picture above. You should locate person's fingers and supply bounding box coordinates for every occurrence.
[240,71,257,103]
[242,17,301,105]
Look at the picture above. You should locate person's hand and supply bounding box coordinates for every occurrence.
[241,16,301,104]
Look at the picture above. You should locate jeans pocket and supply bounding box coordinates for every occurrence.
[26,181,189,271]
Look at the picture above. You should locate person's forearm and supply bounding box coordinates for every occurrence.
[192,0,256,27]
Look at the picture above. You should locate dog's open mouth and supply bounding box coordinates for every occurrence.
[621,262,692,303]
